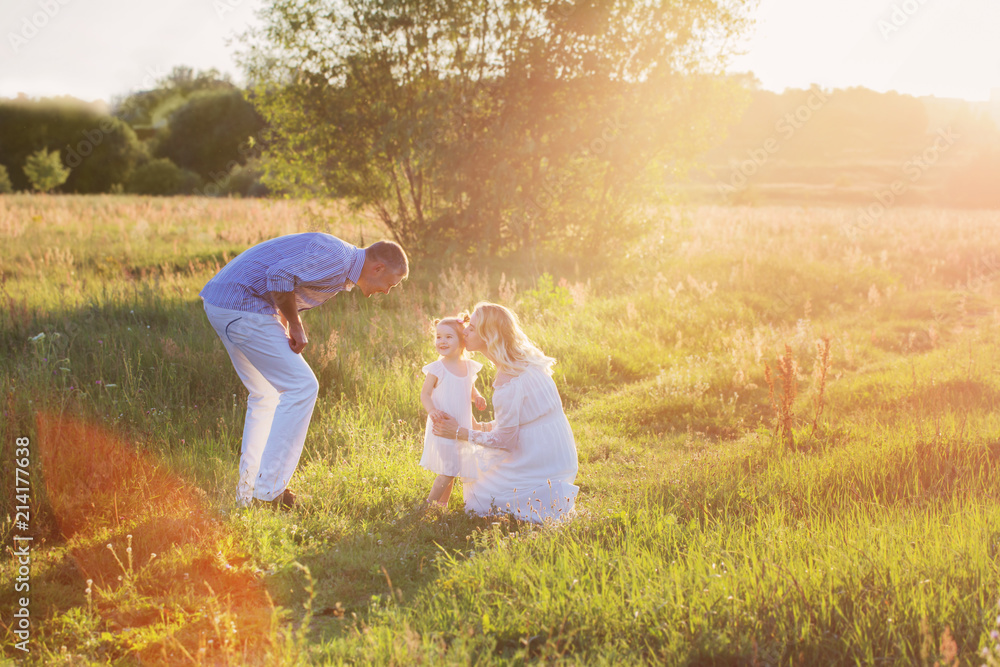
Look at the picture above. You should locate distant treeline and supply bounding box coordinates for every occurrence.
[2,66,998,211]
[697,82,1000,208]
[0,67,267,197]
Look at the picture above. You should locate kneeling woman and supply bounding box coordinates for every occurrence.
[432,302,579,523]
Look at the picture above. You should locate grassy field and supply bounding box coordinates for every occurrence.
[3,194,1000,665]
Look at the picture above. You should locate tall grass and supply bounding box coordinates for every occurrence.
[3,195,1000,664]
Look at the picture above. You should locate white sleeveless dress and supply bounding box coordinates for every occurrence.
[420,358,483,478]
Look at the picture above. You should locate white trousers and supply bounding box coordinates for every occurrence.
[203,302,319,503]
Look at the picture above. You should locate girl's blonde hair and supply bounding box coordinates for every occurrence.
[472,302,554,376]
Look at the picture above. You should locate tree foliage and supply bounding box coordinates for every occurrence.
[23,148,70,193]
[125,158,202,196]
[156,89,266,180]
[113,66,236,129]
[0,98,144,193]
[0,164,12,194]
[239,0,755,254]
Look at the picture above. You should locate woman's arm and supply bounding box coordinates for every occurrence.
[467,383,520,450]
[433,381,520,449]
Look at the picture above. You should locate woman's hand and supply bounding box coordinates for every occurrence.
[474,395,487,411]
[428,409,447,422]
[432,413,460,438]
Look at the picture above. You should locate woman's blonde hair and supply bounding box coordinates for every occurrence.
[472,302,554,376]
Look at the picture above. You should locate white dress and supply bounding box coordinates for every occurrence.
[464,365,579,523]
[420,358,483,478]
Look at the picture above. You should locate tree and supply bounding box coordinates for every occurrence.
[113,66,235,129]
[238,0,755,255]
[23,148,70,193]
[0,164,12,193]
[156,89,266,179]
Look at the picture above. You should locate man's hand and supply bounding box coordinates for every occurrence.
[287,321,308,354]
[271,291,307,354]
[474,395,487,411]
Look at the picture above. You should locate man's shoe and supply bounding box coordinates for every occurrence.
[276,487,296,510]
[251,488,296,511]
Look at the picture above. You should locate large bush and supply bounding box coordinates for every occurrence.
[126,158,202,195]
[201,160,268,198]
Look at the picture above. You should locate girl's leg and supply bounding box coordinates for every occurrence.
[427,475,455,506]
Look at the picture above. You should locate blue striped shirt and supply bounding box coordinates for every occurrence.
[200,233,366,314]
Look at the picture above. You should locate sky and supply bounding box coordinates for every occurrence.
[1,0,999,104]
[731,0,1000,101]
[1,0,265,105]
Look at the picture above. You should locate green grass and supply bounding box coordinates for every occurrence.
[3,194,1000,664]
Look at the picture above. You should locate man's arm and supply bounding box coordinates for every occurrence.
[271,291,308,354]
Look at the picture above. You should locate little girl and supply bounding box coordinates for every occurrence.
[420,314,488,507]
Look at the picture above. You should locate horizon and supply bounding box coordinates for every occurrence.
[2,78,997,110]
